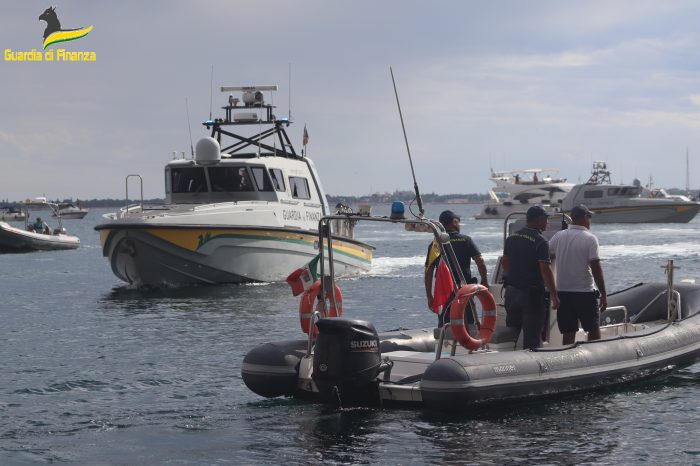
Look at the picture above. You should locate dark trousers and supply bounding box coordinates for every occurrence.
[504,285,546,350]
[438,294,476,328]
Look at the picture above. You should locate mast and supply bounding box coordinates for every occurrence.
[686,147,690,195]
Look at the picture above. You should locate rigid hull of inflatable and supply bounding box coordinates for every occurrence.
[0,221,80,253]
[241,328,437,399]
[98,222,372,286]
[242,279,700,410]
[384,316,700,408]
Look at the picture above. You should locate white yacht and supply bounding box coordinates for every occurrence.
[52,202,88,219]
[561,161,700,223]
[475,168,573,219]
[95,85,373,287]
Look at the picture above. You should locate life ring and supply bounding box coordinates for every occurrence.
[299,280,343,335]
[449,284,497,350]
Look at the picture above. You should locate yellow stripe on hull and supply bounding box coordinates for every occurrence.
[102,227,372,264]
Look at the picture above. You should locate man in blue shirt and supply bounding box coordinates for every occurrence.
[502,205,559,349]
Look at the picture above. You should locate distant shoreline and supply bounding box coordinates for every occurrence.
[2,187,695,207]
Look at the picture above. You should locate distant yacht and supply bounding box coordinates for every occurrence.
[475,168,573,219]
[560,161,700,223]
[52,202,88,219]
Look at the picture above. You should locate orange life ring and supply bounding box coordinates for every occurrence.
[299,280,343,335]
[449,284,497,350]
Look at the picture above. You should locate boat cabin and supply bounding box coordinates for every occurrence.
[163,84,324,207]
[164,159,314,205]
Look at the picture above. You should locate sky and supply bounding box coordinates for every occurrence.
[2,1,700,201]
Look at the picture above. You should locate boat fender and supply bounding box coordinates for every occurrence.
[449,284,497,350]
[299,280,343,335]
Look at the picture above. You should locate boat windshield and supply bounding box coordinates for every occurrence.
[166,164,278,201]
[209,166,254,192]
[170,167,207,193]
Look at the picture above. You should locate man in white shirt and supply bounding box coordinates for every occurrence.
[549,204,607,345]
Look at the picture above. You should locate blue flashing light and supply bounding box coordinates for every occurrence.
[390,201,405,220]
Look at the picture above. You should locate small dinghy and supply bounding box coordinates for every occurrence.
[242,213,700,410]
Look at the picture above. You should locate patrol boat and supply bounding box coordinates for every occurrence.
[561,161,700,223]
[95,85,373,286]
[242,212,700,410]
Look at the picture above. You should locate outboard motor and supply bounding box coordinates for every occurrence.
[312,318,384,404]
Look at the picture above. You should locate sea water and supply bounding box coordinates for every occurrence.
[2,205,700,464]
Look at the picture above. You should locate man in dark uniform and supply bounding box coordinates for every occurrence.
[424,210,488,326]
[502,205,559,349]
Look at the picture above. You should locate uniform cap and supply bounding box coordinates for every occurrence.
[526,205,549,220]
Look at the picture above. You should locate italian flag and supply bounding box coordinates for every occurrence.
[286,254,320,296]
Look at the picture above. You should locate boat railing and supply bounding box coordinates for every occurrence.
[665,259,681,322]
[309,213,469,358]
[125,174,144,216]
[631,290,681,324]
[502,211,571,247]
[306,309,322,356]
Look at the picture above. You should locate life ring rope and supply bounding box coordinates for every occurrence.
[449,284,497,351]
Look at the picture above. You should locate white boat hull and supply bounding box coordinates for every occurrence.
[583,203,700,223]
[98,225,373,286]
[0,221,80,252]
[52,210,88,219]
[0,212,26,221]
[475,202,560,219]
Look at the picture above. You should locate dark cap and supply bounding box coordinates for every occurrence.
[438,210,460,225]
[526,205,549,220]
[571,204,593,219]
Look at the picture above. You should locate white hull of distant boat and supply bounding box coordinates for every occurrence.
[561,162,700,223]
[52,205,88,219]
[95,84,373,286]
[475,194,564,219]
[0,209,26,221]
[0,221,80,252]
[476,169,573,219]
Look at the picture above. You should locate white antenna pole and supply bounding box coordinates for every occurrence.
[288,63,292,121]
[686,147,690,194]
[209,65,214,120]
[185,98,194,157]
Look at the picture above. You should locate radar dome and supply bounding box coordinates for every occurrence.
[195,137,221,165]
[633,178,641,187]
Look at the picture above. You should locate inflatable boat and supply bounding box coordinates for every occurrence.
[242,214,700,410]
